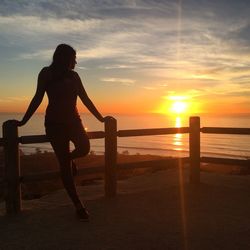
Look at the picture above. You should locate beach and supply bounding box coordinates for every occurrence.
[0,154,250,250]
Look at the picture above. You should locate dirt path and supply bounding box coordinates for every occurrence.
[0,168,250,250]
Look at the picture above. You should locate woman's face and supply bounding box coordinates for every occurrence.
[69,55,77,69]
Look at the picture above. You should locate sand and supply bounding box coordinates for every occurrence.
[0,167,250,250]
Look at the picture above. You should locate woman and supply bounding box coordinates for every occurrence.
[16,44,108,221]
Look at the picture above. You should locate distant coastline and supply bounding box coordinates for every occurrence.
[0,111,250,116]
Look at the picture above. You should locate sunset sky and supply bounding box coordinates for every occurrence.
[0,0,250,115]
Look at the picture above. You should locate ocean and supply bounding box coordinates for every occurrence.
[0,113,250,160]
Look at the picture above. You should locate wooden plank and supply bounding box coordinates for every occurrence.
[21,165,104,183]
[19,131,105,144]
[20,158,190,183]
[19,135,48,144]
[201,127,250,135]
[0,138,4,146]
[87,131,105,139]
[117,157,189,170]
[201,157,250,166]
[117,127,190,137]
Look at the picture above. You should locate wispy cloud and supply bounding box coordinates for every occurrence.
[18,49,53,60]
[142,86,157,90]
[2,4,250,73]
[100,64,136,69]
[0,96,29,103]
[101,77,135,86]
[1,0,250,113]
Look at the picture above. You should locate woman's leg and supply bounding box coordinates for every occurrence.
[46,125,83,208]
[69,121,90,160]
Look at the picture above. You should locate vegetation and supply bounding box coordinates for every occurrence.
[0,148,248,201]
[0,149,170,201]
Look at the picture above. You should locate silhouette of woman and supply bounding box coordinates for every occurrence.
[16,44,108,221]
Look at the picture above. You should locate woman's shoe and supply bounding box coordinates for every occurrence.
[76,208,90,222]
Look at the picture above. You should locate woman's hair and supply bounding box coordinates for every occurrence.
[50,44,76,80]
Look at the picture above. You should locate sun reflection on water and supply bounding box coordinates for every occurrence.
[173,117,183,151]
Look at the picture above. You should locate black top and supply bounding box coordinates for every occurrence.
[43,67,81,125]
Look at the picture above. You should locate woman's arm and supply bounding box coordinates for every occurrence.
[16,69,47,126]
[76,73,105,122]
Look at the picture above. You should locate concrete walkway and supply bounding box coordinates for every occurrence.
[1,168,250,250]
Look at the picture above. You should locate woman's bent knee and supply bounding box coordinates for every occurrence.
[73,143,90,158]
[80,144,90,156]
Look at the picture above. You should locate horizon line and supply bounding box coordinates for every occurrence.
[0,111,249,116]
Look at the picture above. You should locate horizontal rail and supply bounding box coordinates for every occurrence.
[201,157,250,166]
[19,131,105,144]
[20,135,48,144]
[21,165,104,183]
[2,126,250,145]
[117,127,190,137]
[87,131,105,139]
[19,157,189,183]
[117,157,189,170]
[201,127,250,135]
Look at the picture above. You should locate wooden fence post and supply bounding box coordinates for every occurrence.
[3,120,21,214]
[104,117,117,197]
[189,117,200,184]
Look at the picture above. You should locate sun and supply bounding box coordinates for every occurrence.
[168,96,189,114]
[171,101,187,114]
[155,95,193,115]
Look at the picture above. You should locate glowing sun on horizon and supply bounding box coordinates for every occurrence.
[168,96,189,115]
[156,95,192,115]
[171,101,187,114]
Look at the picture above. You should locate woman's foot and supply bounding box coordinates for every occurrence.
[76,207,90,222]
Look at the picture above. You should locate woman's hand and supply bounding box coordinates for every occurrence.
[11,119,26,127]
[102,116,115,123]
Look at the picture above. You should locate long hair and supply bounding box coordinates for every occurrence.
[50,44,76,81]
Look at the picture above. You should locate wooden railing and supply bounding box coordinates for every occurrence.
[200,126,250,166]
[1,116,250,215]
